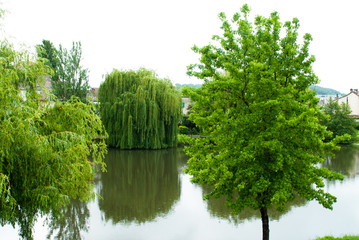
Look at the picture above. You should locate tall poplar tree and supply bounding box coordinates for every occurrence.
[36,40,90,102]
[36,40,58,80]
[98,68,182,149]
[181,5,343,240]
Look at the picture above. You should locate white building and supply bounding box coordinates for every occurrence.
[182,97,191,115]
[316,95,339,106]
[337,89,359,118]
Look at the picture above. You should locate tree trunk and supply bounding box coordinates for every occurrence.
[260,207,269,240]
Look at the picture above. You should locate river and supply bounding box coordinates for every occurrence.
[1,145,359,239]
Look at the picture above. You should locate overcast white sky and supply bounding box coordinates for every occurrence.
[1,0,358,93]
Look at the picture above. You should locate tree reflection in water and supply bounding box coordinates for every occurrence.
[201,145,359,225]
[46,199,89,240]
[323,145,359,178]
[97,148,183,224]
[5,146,358,239]
[202,185,307,225]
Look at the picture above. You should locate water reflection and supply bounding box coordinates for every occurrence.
[2,146,359,239]
[47,199,89,240]
[97,148,184,225]
[204,187,306,224]
[203,145,359,224]
[324,145,359,178]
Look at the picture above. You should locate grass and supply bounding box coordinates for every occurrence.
[314,236,359,240]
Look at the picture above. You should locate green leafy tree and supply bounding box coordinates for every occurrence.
[181,5,342,240]
[178,86,201,135]
[320,98,357,143]
[98,68,182,149]
[36,40,90,102]
[36,40,58,80]
[0,40,107,239]
[180,114,201,135]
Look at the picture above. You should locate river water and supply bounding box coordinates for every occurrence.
[2,146,359,240]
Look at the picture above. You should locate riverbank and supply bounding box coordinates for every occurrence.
[315,236,359,240]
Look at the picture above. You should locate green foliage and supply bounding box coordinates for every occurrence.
[320,98,357,144]
[314,236,359,240]
[98,68,182,149]
[36,40,90,102]
[179,126,189,135]
[181,87,204,135]
[182,5,342,240]
[0,40,107,239]
[180,115,201,135]
[36,40,58,80]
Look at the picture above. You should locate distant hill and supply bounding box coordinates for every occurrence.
[175,83,202,89]
[310,85,342,95]
[176,83,342,96]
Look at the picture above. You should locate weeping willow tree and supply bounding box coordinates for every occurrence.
[98,68,182,149]
[0,39,107,239]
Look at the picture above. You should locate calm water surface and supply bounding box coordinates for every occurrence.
[2,146,359,240]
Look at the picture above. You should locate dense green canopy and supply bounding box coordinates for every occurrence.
[98,68,182,149]
[320,98,357,144]
[181,5,343,240]
[0,40,107,239]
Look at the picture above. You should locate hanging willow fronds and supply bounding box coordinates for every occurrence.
[98,68,182,149]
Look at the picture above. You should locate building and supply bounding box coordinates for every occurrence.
[316,95,339,106]
[87,87,99,103]
[182,97,191,115]
[337,89,359,119]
